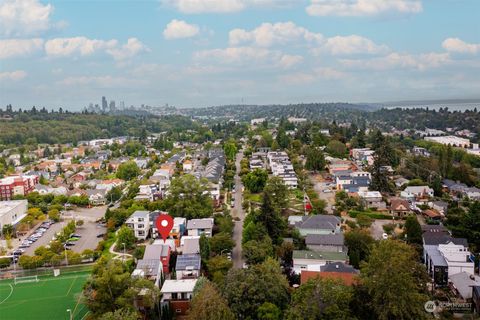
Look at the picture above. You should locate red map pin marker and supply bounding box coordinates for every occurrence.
[156,214,174,243]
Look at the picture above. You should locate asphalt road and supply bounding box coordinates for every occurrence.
[231,151,246,269]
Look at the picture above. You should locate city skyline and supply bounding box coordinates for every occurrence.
[1,0,480,110]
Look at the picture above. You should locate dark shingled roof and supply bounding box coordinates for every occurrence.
[305,233,344,246]
[320,262,359,274]
[298,215,341,230]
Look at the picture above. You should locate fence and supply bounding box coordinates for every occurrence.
[0,263,94,280]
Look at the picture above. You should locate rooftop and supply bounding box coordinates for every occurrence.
[293,250,348,261]
[161,279,197,293]
[175,254,201,271]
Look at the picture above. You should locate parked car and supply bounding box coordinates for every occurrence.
[96,233,105,238]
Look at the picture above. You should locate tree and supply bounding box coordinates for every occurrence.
[0,257,11,269]
[263,176,288,210]
[344,229,375,269]
[286,278,354,320]
[242,169,268,193]
[276,127,290,149]
[256,192,286,245]
[47,209,60,222]
[206,255,233,285]
[325,140,347,158]
[106,186,122,203]
[404,216,422,245]
[223,140,237,162]
[258,302,281,320]
[99,308,139,320]
[243,236,274,265]
[356,213,373,228]
[199,234,210,262]
[163,174,213,219]
[370,155,392,193]
[1,224,13,237]
[361,240,429,320]
[209,232,235,256]
[116,161,140,181]
[188,281,235,320]
[76,219,84,227]
[305,147,326,172]
[117,226,136,250]
[223,258,290,319]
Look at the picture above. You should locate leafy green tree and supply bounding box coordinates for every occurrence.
[116,161,140,181]
[305,147,326,172]
[47,209,60,222]
[263,176,288,210]
[243,236,274,265]
[0,257,11,269]
[1,224,13,237]
[325,140,347,158]
[223,258,290,319]
[209,232,235,256]
[188,281,235,320]
[276,127,290,149]
[199,234,210,262]
[404,216,422,245]
[223,140,237,162]
[257,302,281,320]
[286,278,354,320]
[242,169,268,193]
[99,308,139,320]
[117,226,136,250]
[106,186,122,203]
[206,255,233,285]
[242,221,267,244]
[256,192,286,245]
[356,213,373,228]
[361,240,429,320]
[344,229,375,269]
[163,174,213,219]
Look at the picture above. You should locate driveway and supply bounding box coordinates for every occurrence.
[370,219,396,240]
[231,152,245,269]
[310,174,335,213]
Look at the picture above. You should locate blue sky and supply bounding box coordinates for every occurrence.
[1,0,479,110]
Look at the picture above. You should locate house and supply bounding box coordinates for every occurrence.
[351,148,375,166]
[85,189,107,205]
[187,218,214,237]
[267,151,298,189]
[295,215,341,236]
[182,236,200,254]
[423,227,473,286]
[305,234,345,253]
[0,175,38,200]
[412,147,431,157]
[96,179,124,191]
[300,262,359,285]
[126,211,151,240]
[132,259,162,287]
[358,191,386,210]
[175,254,201,279]
[422,209,442,221]
[143,243,171,274]
[334,170,370,193]
[431,200,448,215]
[394,177,410,188]
[293,250,348,274]
[401,186,434,202]
[389,198,412,217]
[160,279,197,316]
[134,158,148,169]
[449,272,480,300]
[134,185,155,202]
[182,159,193,172]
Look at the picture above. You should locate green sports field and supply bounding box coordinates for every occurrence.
[0,271,90,320]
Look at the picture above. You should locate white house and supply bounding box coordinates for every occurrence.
[292,250,348,274]
[187,218,214,237]
[401,186,434,201]
[126,210,151,240]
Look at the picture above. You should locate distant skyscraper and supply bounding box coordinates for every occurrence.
[109,100,116,112]
[101,96,107,112]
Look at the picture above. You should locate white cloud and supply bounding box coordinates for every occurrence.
[163,19,200,39]
[341,52,450,71]
[45,37,117,57]
[0,0,53,36]
[0,70,27,81]
[195,46,273,64]
[278,54,303,68]
[279,67,346,85]
[163,0,245,13]
[0,38,44,59]
[44,37,148,60]
[442,38,480,55]
[106,38,149,61]
[306,0,422,17]
[58,75,145,88]
[229,21,323,47]
[318,35,389,55]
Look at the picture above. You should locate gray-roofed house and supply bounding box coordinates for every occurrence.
[293,250,348,274]
[449,272,480,300]
[305,234,345,253]
[132,259,162,286]
[187,218,214,237]
[143,243,171,273]
[296,215,341,236]
[175,254,201,279]
[183,237,200,254]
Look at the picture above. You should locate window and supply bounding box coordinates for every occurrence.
[138,224,144,228]
[172,293,178,300]
[138,218,144,222]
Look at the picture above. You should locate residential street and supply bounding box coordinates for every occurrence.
[231,151,245,269]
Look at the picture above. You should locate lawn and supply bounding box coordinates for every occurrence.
[0,271,91,320]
